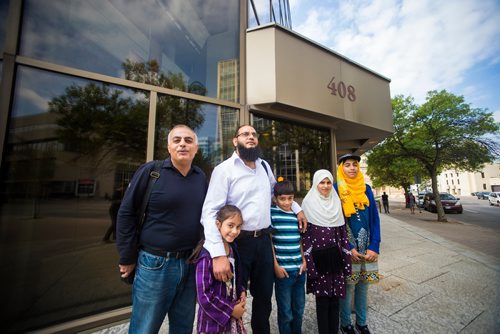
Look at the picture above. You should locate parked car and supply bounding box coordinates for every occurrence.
[423,192,463,213]
[488,192,500,206]
[477,191,491,199]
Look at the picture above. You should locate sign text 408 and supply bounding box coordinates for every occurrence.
[327,77,356,101]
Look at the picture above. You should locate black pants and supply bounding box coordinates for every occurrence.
[236,234,274,334]
[316,296,339,334]
[383,202,389,213]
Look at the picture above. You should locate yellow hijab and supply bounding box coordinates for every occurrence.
[337,161,369,217]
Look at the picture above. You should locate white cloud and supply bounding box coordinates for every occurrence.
[19,88,49,112]
[294,0,500,103]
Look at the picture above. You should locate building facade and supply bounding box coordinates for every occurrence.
[0,1,392,332]
[437,163,500,195]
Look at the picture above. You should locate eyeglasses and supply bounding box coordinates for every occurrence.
[236,131,259,139]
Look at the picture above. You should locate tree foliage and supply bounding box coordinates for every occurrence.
[49,59,209,165]
[367,90,499,221]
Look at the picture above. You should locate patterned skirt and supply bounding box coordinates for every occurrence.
[346,258,379,284]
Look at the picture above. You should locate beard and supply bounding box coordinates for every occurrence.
[237,143,262,161]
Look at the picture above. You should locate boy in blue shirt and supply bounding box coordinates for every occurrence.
[271,179,307,334]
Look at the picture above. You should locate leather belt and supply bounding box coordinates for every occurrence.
[237,226,276,239]
[141,246,192,259]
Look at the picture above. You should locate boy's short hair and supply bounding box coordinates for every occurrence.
[274,180,295,196]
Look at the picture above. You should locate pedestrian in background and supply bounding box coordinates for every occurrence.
[409,193,416,214]
[336,154,381,334]
[271,180,307,334]
[381,192,389,214]
[302,169,352,334]
[116,125,207,334]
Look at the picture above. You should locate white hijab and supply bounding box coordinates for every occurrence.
[302,169,345,227]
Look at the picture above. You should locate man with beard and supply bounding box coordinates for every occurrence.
[201,125,307,333]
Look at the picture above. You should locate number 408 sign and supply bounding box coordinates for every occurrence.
[327,77,356,102]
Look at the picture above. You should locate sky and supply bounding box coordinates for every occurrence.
[257,0,500,123]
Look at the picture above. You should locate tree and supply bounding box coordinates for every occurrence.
[49,83,149,166]
[367,140,427,191]
[367,91,499,222]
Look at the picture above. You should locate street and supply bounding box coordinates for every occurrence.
[387,197,500,261]
[457,196,500,230]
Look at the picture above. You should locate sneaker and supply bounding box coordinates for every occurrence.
[355,323,371,334]
[340,325,357,334]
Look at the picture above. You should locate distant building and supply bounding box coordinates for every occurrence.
[437,163,500,195]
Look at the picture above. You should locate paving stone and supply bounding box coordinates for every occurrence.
[89,214,499,334]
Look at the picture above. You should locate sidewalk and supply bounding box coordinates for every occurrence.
[92,213,500,334]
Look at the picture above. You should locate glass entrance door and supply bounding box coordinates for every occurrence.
[252,114,332,196]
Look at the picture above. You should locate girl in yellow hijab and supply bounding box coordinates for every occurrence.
[335,154,381,334]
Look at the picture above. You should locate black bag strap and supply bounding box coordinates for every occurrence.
[261,160,269,175]
[137,160,163,233]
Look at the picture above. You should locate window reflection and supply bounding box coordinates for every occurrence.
[0,66,149,332]
[0,0,8,53]
[19,0,240,101]
[253,114,331,195]
[154,94,239,175]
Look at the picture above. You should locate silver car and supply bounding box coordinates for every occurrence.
[488,192,500,206]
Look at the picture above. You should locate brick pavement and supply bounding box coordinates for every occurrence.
[91,212,499,334]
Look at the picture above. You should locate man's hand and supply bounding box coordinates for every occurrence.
[213,256,233,282]
[119,264,136,278]
[296,211,308,233]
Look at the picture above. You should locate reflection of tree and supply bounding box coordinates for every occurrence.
[49,59,213,179]
[122,60,213,174]
[49,83,148,164]
[256,119,330,191]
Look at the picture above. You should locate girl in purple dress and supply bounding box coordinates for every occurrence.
[302,170,352,334]
[195,205,247,334]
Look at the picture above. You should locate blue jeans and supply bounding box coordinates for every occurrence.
[129,250,196,334]
[339,281,369,327]
[274,270,306,334]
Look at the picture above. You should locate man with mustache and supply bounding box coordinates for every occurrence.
[117,124,207,333]
[201,124,307,333]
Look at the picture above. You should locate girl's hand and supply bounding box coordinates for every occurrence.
[365,249,379,262]
[231,299,246,319]
[274,264,289,279]
[239,291,246,303]
[351,249,365,262]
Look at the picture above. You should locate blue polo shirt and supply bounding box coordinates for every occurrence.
[117,158,207,265]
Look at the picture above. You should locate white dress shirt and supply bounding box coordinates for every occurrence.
[201,152,301,258]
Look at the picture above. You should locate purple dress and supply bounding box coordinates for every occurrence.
[303,223,352,298]
[196,247,245,333]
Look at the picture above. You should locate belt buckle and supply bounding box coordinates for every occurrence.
[253,229,260,237]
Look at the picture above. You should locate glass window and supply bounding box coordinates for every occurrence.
[0,0,8,53]
[19,0,240,101]
[252,114,331,196]
[1,66,149,332]
[153,94,239,174]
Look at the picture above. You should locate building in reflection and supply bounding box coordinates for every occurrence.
[216,58,240,164]
[0,1,392,332]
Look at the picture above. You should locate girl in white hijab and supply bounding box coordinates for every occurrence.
[302,169,352,334]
